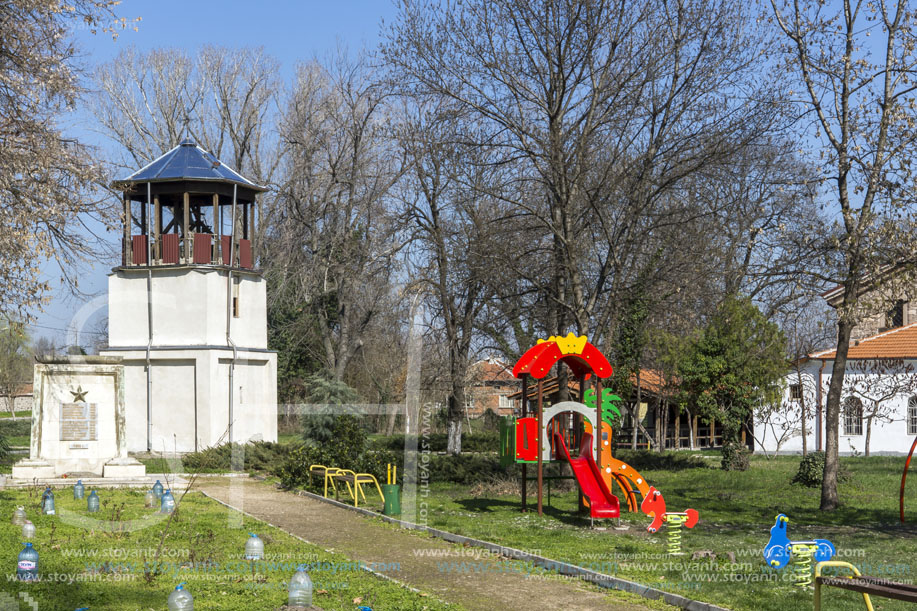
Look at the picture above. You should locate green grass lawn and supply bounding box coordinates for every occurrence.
[0,411,31,419]
[418,454,916,611]
[0,487,452,610]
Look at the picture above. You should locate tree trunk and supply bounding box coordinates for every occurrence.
[447,418,462,455]
[687,409,696,450]
[660,402,670,453]
[821,317,855,511]
[865,413,873,457]
[385,405,398,436]
[632,372,640,450]
[446,382,464,455]
[797,365,807,456]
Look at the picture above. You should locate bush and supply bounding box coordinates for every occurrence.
[0,419,31,438]
[277,436,510,489]
[481,409,502,432]
[276,415,398,490]
[179,441,290,473]
[425,453,510,484]
[370,432,499,453]
[721,442,750,471]
[791,451,851,488]
[614,449,710,471]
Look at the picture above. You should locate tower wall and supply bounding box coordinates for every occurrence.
[103,267,277,453]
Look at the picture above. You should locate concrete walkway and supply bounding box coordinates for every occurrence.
[195,477,662,611]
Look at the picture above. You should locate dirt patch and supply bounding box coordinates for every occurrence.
[194,478,667,611]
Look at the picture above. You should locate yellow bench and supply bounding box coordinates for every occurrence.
[309,464,385,508]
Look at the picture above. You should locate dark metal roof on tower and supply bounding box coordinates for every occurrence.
[112,139,267,191]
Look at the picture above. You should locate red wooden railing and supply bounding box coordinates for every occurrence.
[193,233,212,264]
[221,236,233,265]
[131,235,148,265]
[161,234,180,264]
[127,233,252,268]
[239,239,252,269]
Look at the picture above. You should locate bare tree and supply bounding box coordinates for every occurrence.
[753,380,816,458]
[770,0,917,510]
[397,104,505,453]
[386,0,788,353]
[93,46,282,181]
[0,1,132,318]
[267,52,404,381]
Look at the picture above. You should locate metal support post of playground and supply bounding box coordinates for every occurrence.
[521,373,528,513]
[577,374,587,513]
[537,378,544,516]
[595,377,603,475]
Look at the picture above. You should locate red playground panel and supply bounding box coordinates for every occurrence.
[515,417,538,462]
[554,431,620,519]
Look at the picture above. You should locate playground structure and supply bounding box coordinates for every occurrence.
[901,435,916,522]
[640,487,699,554]
[499,333,698,538]
[763,513,836,587]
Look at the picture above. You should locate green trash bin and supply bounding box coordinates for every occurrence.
[382,484,401,516]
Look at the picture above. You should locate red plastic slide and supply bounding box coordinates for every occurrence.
[554,432,620,518]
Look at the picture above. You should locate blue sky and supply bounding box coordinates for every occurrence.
[31,0,398,348]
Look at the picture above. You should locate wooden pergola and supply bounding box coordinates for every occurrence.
[112,139,266,269]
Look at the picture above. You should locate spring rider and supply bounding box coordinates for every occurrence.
[640,486,699,555]
[763,513,835,587]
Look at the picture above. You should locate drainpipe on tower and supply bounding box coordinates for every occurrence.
[145,182,154,453]
[226,184,239,444]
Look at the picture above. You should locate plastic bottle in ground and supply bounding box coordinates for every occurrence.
[87,490,100,513]
[160,489,175,514]
[152,480,164,499]
[12,506,26,526]
[17,543,38,581]
[243,533,264,560]
[144,489,156,508]
[288,564,313,607]
[42,489,55,515]
[167,582,193,610]
[73,480,84,500]
[22,521,35,540]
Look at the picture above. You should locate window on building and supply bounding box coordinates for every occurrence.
[232,277,240,318]
[498,394,512,410]
[883,300,905,331]
[843,396,863,436]
[909,396,917,436]
[789,384,802,401]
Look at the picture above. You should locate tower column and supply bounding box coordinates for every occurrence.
[123,194,131,265]
[154,195,162,262]
[183,192,190,262]
[212,193,220,264]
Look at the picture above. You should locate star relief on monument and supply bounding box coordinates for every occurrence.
[70,386,89,402]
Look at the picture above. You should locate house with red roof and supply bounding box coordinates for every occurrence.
[755,322,917,455]
[463,357,517,417]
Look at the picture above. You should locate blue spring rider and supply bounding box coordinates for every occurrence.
[763,513,835,586]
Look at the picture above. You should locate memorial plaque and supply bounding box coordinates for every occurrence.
[60,402,97,441]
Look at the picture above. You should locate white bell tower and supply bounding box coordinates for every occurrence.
[101,139,278,453]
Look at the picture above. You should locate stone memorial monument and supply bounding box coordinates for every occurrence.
[12,356,146,479]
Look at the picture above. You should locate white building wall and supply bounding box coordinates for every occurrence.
[104,266,277,454]
[755,359,917,455]
[108,267,268,349]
